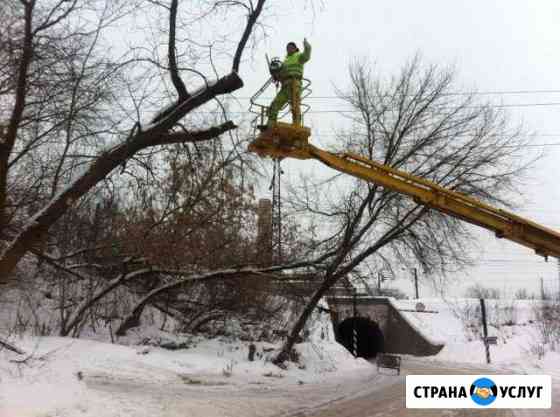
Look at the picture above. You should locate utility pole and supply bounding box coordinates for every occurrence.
[377,272,382,293]
[352,288,358,358]
[540,276,546,300]
[271,159,283,264]
[414,268,419,299]
[480,298,491,364]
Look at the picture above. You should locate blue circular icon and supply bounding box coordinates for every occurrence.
[470,377,498,406]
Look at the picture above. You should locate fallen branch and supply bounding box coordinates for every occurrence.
[0,336,25,355]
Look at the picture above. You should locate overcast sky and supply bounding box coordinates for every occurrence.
[239,1,560,298]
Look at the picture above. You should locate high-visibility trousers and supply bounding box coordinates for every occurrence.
[267,79,302,127]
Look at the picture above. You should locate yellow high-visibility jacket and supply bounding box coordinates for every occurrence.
[280,39,311,80]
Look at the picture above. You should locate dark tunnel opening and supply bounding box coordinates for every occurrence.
[337,317,384,359]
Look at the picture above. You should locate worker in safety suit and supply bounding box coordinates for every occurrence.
[266,38,311,128]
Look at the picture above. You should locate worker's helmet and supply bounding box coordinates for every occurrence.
[269,57,283,81]
[286,42,299,52]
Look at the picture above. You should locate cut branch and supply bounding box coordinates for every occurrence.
[154,121,237,145]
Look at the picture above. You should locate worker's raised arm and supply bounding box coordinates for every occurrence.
[299,38,311,64]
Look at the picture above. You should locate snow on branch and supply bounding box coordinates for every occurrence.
[0,336,25,355]
[115,261,325,336]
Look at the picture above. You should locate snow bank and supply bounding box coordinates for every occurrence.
[392,298,553,370]
[0,313,379,417]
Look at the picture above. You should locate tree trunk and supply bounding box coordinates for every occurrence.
[0,73,243,282]
[273,274,337,365]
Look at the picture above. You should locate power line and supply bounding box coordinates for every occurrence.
[201,101,560,115]
[472,263,559,269]
[309,135,560,149]
[475,258,557,263]
[305,102,560,111]
[473,265,557,269]
[308,131,560,148]
[235,89,560,100]
[312,132,560,138]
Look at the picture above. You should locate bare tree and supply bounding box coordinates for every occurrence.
[464,284,501,299]
[274,56,535,364]
[0,0,269,281]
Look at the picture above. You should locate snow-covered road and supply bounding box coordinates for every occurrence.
[282,358,558,417]
[82,357,558,417]
[84,365,394,417]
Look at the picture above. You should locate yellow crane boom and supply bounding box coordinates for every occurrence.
[249,122,560,260]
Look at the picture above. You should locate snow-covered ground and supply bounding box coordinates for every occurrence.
[0,331,391,417]
[1,297,559,417]
[395,298,560,377]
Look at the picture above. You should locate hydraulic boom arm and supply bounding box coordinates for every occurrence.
[249,126,560,260]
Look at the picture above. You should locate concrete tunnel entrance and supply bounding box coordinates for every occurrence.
[337,317,384,359]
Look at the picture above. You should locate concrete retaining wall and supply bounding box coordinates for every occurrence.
[326,296,444,357]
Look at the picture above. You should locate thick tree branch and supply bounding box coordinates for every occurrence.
[1,2,34,233]
[168,0,189,99]
[232,0,266,73]
[154,121,237,145]
[61,268,156,336]
[149,72,243,128]
[30,249,91,283]
[115,262,318,336]
[0,73,243,282]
